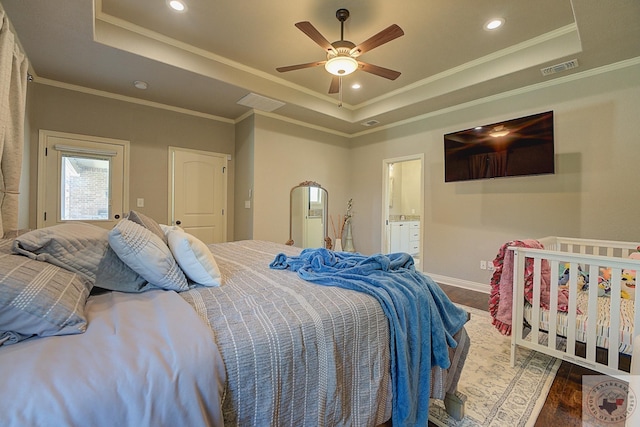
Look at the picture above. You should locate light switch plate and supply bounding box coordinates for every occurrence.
[136,198,144,208]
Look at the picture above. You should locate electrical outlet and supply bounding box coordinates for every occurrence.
[480,260,487,270]
[487,262,495,271]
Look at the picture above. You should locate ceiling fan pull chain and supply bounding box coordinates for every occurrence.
[338,77,343,107]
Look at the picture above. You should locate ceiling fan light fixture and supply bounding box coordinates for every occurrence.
[325,56,358,76]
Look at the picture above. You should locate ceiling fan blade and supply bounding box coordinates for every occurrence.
[357,61,401,80]
[328,76,340,94]
[350,24,404,57]
[295,21,337,54]
[276,61,326,73]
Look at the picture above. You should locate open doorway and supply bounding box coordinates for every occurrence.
[382,155,424,270]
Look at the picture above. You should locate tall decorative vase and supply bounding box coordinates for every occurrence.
[342,222,355,252]
[334,238,343,252]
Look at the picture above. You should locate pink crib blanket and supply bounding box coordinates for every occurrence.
[489,239,571,335]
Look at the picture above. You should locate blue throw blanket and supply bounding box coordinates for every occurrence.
[270,248,468,427]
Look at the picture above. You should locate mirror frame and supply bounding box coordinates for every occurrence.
[287,181,331,249]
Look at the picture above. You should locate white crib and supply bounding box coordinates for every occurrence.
[510,236,640,376]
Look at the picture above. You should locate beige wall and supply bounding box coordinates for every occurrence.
[349,63,640,289]
[25,83,235,237]
[233,115,255,241]
[20,62,640,292]
[251,114,350,246]
[18,85,34,229]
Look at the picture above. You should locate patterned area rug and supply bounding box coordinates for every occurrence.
[429,305,561,427]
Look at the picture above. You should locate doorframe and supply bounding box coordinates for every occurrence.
[381,154,424,267]
[37,130,130,229]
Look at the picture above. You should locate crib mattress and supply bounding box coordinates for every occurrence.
[523,291,635,355]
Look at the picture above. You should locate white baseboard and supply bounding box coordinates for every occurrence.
[426,273,490,294]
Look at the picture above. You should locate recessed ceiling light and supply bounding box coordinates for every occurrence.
[484,18,505,31]
[168,0,186,12]
[351,83,361,89]
[133,80,148,90]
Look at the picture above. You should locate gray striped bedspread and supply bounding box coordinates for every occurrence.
[180,240,469,427]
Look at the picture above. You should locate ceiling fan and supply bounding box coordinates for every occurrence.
[276,8,404,99]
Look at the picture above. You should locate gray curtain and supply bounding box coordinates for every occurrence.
[0,11,28,237]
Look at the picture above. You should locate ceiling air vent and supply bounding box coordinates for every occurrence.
[361,119,380,127]
[236,93,285,112]
[540,59,579,76]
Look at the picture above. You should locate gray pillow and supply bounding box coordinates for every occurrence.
[108,219,189,291]
[127,210,167,245]
[0,253,91,345]
[12,222,152,293]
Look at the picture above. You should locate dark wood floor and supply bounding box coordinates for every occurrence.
[437,283,601,427]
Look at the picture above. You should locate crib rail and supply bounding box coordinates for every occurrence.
[509,245,640,376]
[539,236,639,258]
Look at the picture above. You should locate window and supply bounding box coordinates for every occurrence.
[60,155,111,220]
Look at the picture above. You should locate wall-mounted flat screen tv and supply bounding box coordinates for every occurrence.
[444,111,554,182]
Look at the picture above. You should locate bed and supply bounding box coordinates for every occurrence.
[0,216,470,427]
[490,236,640,377]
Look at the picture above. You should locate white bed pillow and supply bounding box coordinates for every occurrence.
[166,228,222,287]
[108,219,189,292]
[160,224,182,235]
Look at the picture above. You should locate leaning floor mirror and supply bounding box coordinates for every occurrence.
[287,181,330,249]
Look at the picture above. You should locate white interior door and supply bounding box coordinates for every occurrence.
[37,130,129,230]
[169,147,227,244]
